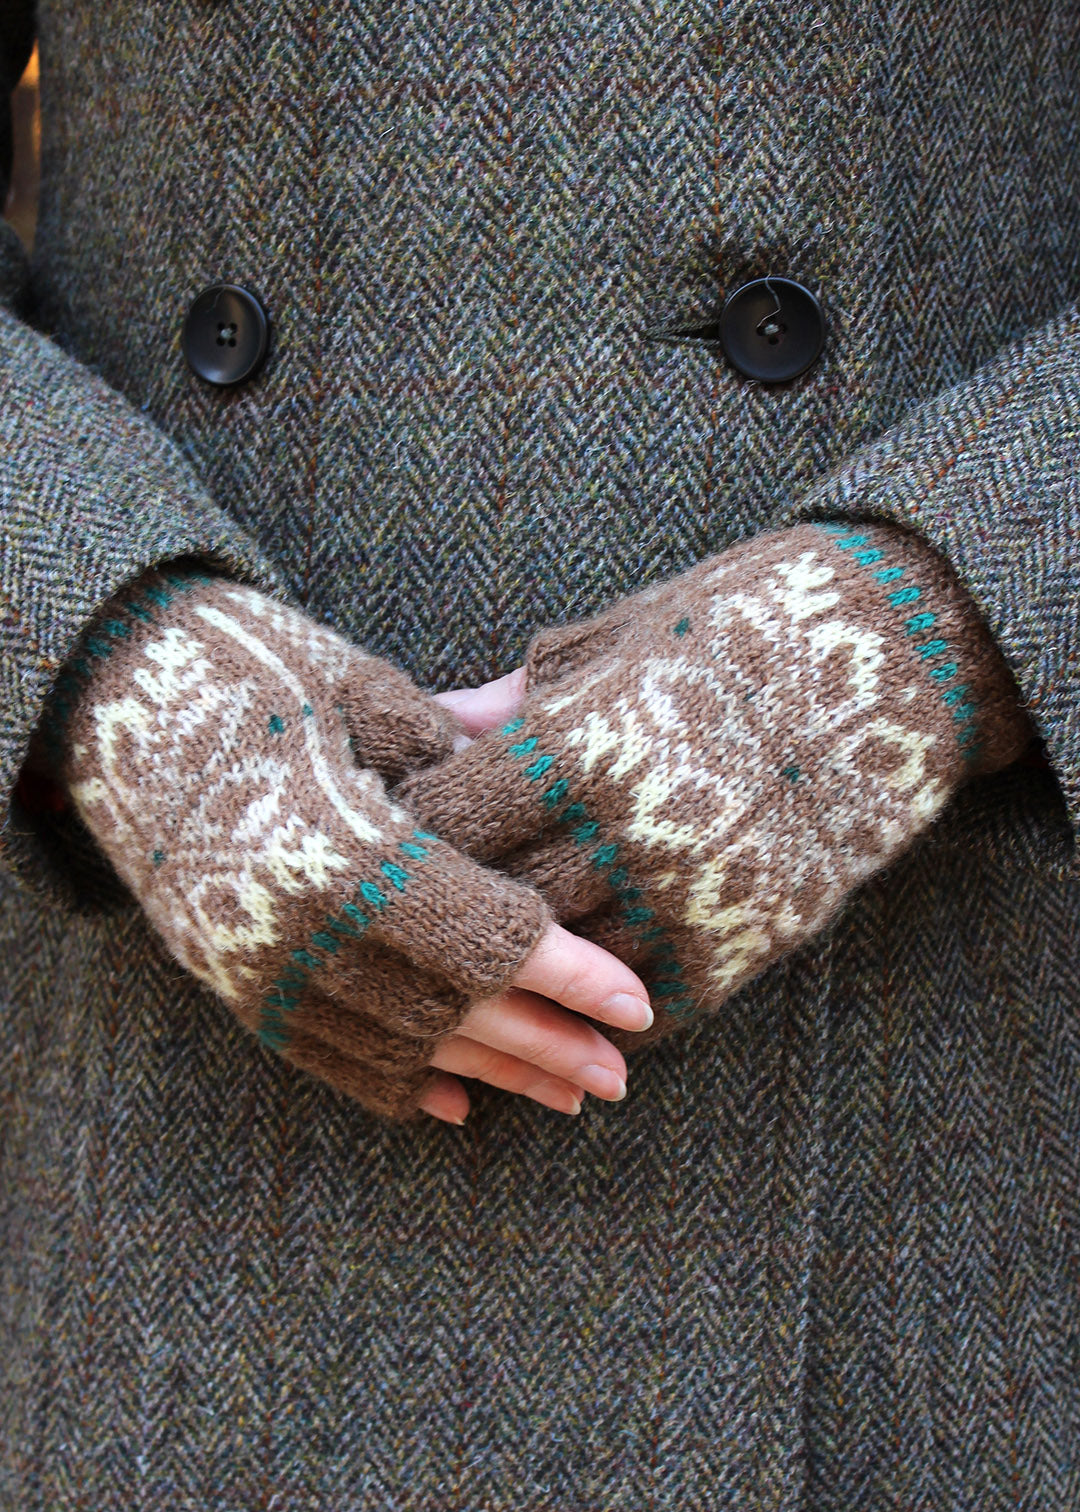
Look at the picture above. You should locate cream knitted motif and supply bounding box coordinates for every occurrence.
[42,564,552,1120]
[397,521,1037,1054]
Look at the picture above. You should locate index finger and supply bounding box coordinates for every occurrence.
[510,921,653,1032]
[432,666,527,735]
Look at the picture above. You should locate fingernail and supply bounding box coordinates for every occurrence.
[581,1065,627,1101]
[540,1093,582,1115]
[602,993,653,1031]
[527,1080,583,1115]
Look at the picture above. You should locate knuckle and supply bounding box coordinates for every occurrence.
[476,1046,512,1082]
[557,961,602,1010]
[516,1030,559,1068]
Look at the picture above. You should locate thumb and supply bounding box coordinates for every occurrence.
[432,666,526,738]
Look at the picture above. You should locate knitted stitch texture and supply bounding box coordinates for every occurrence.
[44,563,553,1121]
[399,521,1035,1053]
[4,3,1080,1505]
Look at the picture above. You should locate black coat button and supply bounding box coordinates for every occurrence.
[182,284,269,386]
[718,277,825,383]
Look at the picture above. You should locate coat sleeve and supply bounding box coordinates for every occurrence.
[0,5,286,912]
[774,297,1080,878]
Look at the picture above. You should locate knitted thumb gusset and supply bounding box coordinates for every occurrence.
[40,562,553,1120]
[397,520,1037,1055]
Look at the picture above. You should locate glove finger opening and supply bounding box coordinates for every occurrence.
[300,945,473,1045]
[500,832,615,920]
[277,1021,435,1123]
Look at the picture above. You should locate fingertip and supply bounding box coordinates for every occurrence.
[552,921,650,996]
[519,921,651,1026]
[419,1069,471,1125]
[599,993,654,1031]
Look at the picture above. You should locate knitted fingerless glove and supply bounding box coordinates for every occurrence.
[40,563,552,1120]
[397,521,1037,1055]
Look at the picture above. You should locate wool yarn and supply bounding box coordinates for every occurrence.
[43,563,553,1120]
[398,520,1036,1053]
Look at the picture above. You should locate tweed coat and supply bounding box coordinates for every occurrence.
[1,1,1079,1508]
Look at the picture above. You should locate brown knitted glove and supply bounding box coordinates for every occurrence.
[40,563,552,1120]
[396,521,1037,1056]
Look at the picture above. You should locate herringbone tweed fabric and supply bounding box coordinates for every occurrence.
[400,520,1036,1052]
[50,564,551,1121]
[2,1,1079,1508]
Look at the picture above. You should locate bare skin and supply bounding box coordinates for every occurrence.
[413,668,652,1126]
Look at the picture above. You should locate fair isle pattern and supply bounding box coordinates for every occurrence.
[403,521,1032,1051]
[3,0,1080,1506]
[63,580,391,1007]
[50,565,550,1117]
[499,714,697,1019]
[37,567,216,771]
[814,522,985,765]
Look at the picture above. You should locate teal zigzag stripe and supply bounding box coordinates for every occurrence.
[500,717,699,1021]
[257,829,441,1052]
[813,522,985,766]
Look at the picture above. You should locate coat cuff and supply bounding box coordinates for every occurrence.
[0,306,288,913]
[773,298,1080,876]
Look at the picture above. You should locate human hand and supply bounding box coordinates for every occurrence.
[433,665,529,742]
[414,668,651,1125]
[400,522,1035,1059]
[414,918,653,1123]
[46,565,646,1123]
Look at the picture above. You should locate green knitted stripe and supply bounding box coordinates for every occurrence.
[498,718,698,1021]
[814,523,985,764]
[256,829,437,1051]
[39,567,215,767]
[36,565,445,1057]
